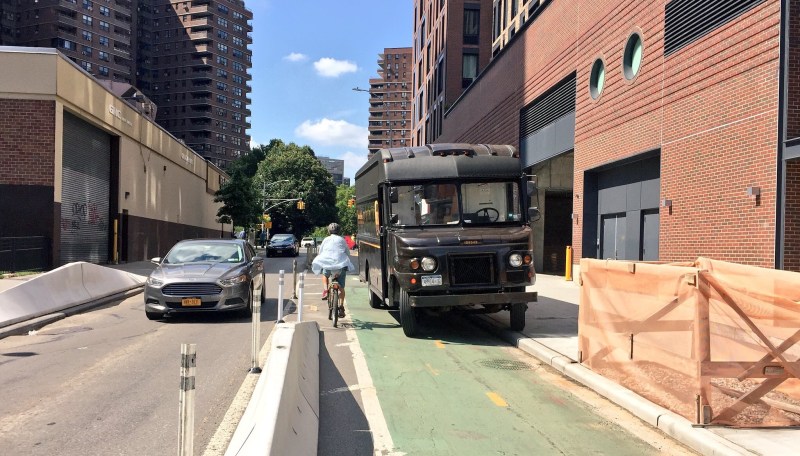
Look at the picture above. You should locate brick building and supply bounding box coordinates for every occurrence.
[367,47,412,155]
[411,0,493,146]
[0,0,253,169]
[436,0,793,273]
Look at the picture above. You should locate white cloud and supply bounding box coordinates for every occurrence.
[249,138,259,149]
[295,118,367,148]
[313,58,358,78]
[341,151,369,182]
[283,52,308,63]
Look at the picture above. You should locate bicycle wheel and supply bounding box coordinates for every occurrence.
[327,287,333,320]
[331,288,339,327]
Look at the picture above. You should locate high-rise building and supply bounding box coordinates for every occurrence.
[367,47,412,155]
[0,0,252,169]
[317,156,345,186]
[411,0,493,146]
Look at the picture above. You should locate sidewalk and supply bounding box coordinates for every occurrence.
[477,273,798,456]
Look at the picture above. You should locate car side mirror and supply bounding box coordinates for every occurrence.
[150,257,162,264]
[528,207,541,222]
[389,187,399,203]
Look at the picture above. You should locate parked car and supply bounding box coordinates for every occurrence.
[301,237,315,248]
[267,233,299,257]
[143,239,264,320]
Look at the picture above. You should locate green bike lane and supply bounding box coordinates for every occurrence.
[344,282,667,455]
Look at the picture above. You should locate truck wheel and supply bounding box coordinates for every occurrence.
[399,288,417,337]
[510,303,527,331]
[366,266,382,308]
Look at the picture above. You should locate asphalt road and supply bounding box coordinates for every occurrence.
[0,254,302,455]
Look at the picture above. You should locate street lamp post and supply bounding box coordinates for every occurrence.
[261,179,290,245]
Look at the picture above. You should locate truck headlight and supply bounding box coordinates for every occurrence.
[421,257,437,271]
[509,253,523,268]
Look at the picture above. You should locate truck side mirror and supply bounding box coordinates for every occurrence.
[526,181,537,197]
[528,207,541,222]
[390,213,399,224]
[389,187,399,203]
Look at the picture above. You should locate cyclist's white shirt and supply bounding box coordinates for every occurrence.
[311,234,354,275]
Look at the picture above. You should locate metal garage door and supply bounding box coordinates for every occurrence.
[60,112,111,265]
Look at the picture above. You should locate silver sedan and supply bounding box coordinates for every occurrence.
[143,239,265,320]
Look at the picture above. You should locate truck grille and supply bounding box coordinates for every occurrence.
[450,254,495,286]
[162,283,223,296]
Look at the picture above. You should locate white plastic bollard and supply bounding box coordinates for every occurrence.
[179,343,196,456]
[249,285,261,374]
[277,269,285,323]
[292,260,298,299]
[297,272,304,322]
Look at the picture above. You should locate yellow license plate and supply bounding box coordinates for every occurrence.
[181,298,202,307]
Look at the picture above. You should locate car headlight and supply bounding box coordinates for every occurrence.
[509,253,523,268]
[219,274,248,286]
[421,257,437,272]
[147,276,164,288]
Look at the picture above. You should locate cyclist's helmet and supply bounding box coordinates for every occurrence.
[327,223,340,234]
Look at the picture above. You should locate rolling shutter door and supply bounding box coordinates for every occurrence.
[61,112,111,265]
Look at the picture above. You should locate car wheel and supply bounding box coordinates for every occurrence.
[510,303,527,331]
[146,311,163,320]
[399,288,417,337]
[240,287,253,317]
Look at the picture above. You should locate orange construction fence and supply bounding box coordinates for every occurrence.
[579,257,800,427]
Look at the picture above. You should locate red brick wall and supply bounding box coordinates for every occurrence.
[787,0,800,139]
[439,0,781,267]
[784,160,800,271]
[0,99,56,186]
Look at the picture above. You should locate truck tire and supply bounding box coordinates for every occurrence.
[366,266,382,308]
[399,288,417,337]
[510,302,527,331]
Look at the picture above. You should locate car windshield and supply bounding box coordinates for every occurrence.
[163,242,244,264]
[390,181,521,227]
[271,235,294,242]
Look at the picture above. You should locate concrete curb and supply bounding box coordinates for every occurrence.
[472,315,756,456]
[225,321,320,456]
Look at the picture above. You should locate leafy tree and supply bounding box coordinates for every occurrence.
[214,169,261,230]
[255,142,336,238]
[335,185,357,236]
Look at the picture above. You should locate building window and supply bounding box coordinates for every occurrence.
[98,51,109,61]
[462,53,478,88]
[82,45,92,57]
[98,66,109,76]
[99,6,109,16]
[464,8,480,45]
[82,30,92,41]
[82,15,92,26]
[99,21,109,32]
[589,58,606,99]
[623,33,643,80]
[80,61,92,72]
[98,35,108,46]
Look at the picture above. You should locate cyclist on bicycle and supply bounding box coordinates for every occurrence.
[311,223,355,317]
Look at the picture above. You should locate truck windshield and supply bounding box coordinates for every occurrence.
[391,182,521,227]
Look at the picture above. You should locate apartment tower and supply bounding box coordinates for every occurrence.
[0,0,252,169]
[368,47,412,155]
[411,0,493,146]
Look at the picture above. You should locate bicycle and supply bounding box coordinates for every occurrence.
[326,268,345,327]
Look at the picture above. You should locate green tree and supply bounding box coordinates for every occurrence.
[255,142,336,237]
[214,170,261,230]
[335,185,357,236]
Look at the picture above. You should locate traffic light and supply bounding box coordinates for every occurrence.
[347,198,355,207]
[296,199,305,210]
[262,214,271,222]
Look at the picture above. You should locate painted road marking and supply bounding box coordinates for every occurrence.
[321,385,361,396]
[425,363,439,376]
[486,392,508,407]
[345,323,398,455]
[435,340,445,349]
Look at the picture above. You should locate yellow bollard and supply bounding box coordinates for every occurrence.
[565,246,573,281]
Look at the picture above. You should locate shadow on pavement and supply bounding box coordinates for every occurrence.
[318,332,373,456]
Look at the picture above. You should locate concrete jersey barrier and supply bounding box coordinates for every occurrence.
[225,321,320,456]
[0,262,146,329]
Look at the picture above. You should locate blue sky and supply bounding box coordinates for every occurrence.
[246,1,413,183]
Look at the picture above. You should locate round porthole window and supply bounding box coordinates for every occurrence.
[589,58,605,100]
[623,33,643,80]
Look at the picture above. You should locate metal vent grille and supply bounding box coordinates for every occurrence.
[162,283,223,296]
[520,73,576,138]
[449,254,495,286]
[477,359,532,370]
[664,0,765,56]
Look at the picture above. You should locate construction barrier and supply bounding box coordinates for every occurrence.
[579,257,800,427]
